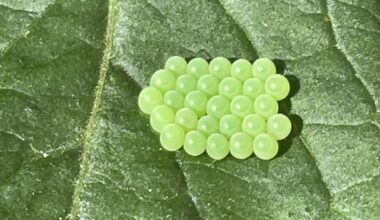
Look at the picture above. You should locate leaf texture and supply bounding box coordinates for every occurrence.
[1,0,379,219]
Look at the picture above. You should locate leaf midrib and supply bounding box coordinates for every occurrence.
[69,0,118,219]
[69,0,378,219]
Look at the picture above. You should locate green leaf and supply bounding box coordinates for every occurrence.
[1,0,379,219]
[0,0,107,218]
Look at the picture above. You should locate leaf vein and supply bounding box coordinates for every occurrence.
[334,0,380,24]
[0,4,39,14]
[326,0,379,111]
[334,174,380,195]
[68,0,118,219]
[216,0,259,57]
[181,160,251,184]
[0,0,57,57]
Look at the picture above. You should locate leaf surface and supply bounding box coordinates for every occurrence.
[1,0,379,219]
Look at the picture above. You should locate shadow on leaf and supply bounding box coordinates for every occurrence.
[275,61,303,157]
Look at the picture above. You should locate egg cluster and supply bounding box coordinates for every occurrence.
[138,56,291,160]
